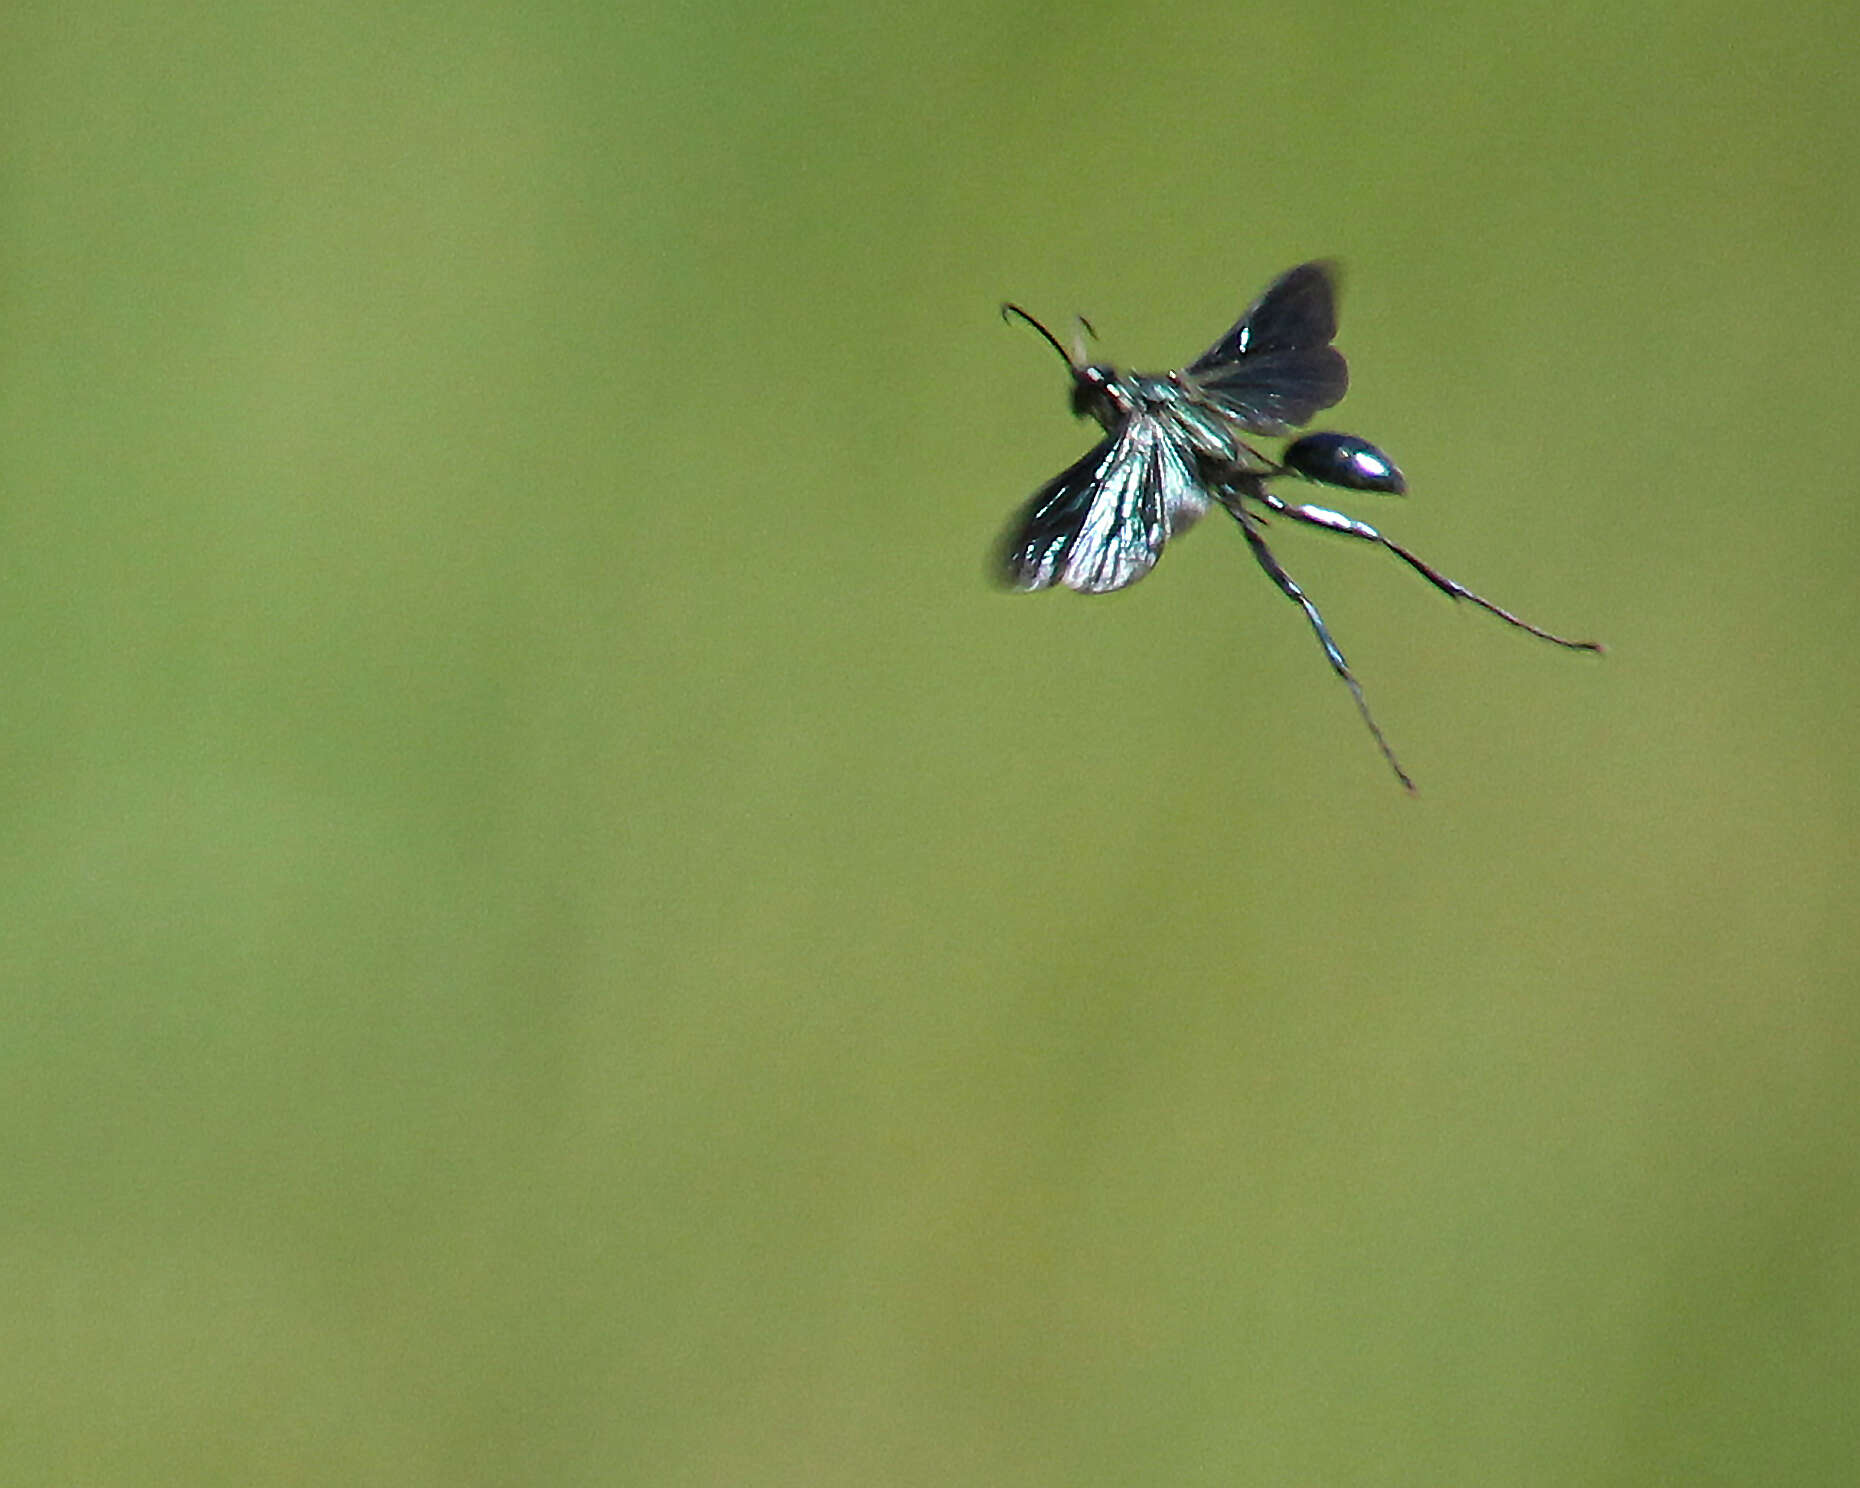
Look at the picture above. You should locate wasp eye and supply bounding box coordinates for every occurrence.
[1068,364,1117,419]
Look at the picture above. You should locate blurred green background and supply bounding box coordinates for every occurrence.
[3,1,1856,1482]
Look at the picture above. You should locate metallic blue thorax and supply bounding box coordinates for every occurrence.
[1076,366,1268,473]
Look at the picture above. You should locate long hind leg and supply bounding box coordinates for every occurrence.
[1222,494,1416,793]
[1255,491,1603,651]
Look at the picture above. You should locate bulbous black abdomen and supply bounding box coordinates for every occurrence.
[1281,432,1407,494]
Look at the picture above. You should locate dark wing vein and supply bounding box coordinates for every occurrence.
[1000,418,1203,593]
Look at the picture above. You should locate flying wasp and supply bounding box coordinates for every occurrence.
[999,261,1602,791]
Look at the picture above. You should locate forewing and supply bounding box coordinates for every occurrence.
[1185,260,1348,434]
[1190,260,1340,369]
[1000,419,1204,593]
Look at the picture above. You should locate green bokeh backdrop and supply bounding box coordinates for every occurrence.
[4,2,1857,1483]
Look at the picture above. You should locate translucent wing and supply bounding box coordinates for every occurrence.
[1000,417,1207,593]
[1185,260,1349,435]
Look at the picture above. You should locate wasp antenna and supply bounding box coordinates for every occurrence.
[1001,303,1077,370]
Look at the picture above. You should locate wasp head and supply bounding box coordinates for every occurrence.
[1003,304,1129,432]
[1067,362,1127,429]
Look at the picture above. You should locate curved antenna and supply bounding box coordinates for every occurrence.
[1001,303,1077,370]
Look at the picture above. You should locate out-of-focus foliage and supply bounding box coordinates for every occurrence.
[2,2,1855,1483]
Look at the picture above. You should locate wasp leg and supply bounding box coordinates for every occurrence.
[1219,490,1417,794]
[1255,491,1604,652]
